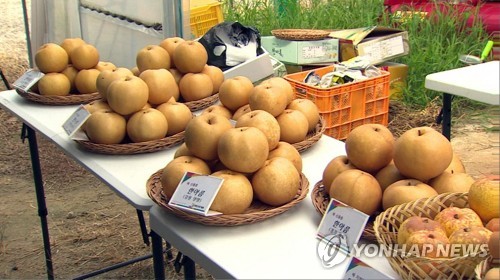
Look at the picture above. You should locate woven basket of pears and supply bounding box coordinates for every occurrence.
[146,169,309,226]
[311,180,378,242]
[373,192,489,280]
[16,88,101,105]
[75,131,185,155]
[183,93,219,112]
[475,256,496,280]
[293,116,326,153]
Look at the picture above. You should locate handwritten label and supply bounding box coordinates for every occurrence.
[317,198,369,254]
[343,257,395,279]
[62,105,91,137]
[168,172,223,216]
[12,69,44,92]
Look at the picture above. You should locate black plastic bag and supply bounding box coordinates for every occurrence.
[199,21,263,71]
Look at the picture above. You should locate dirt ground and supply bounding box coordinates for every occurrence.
[0,0,498,279]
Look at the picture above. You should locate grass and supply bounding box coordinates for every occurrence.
[221,0,492,109]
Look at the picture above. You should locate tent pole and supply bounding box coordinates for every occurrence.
[21,0,33,68]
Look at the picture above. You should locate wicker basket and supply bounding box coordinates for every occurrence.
[292,116,326,153]
[271,29,330,41]
[183,93,219,112]
[74,131,185,155]
[16,89,101,105]
[146,169,309,226]
[374,192,489,280]
[311,180,378,242]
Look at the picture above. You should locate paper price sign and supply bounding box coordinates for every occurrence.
[12,69,44,92]
[62,105,91,137]
[168,172,223,216]
[343,257,395,280]
[317,198,369,254]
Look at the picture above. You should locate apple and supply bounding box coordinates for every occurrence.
[434,207,484,237]
[136,45,171,73]
[201,65,225,95]
[70,43,100,70]
[94,61,117,72]
[398,216,447,245]
[210,170,253,214]
[218,76,254,111]
[84,110,127,144]
[184,113,232,161]
[322,155,357,193]
[405,230,450,258]
[382,179,438,210]
[37,73,71,96]
[267,141,302,173]
[345,123,394,174]
[286,98,320,132]
[179,73,213,101]
[159,37,185,68]
[485,218,499,232]
[448,226,492,255]
[276,109,309,144]
[260,76,295,104]
[173,40,208,74]
[74,68,100,94]
[156,101,193,136]
[35,43,69,73]
[232,104,252,121]
[394,126,453,182]
[160,156,211,198]
[202,104,233,119]
[106,75,149,116]
[249,83,288,117]
[84,99,111,114]
[329,169,382,216]
[252,157,301,206]
[484,268,500,280]
[468,177,500,223]
[126,108,168,143]
[60,37,85,63]
[139,68,178,105]
[236,110,281,150]
[428,170,475,194]
[61,65,79,92]
[488,231,500,261]
[375,161,407,192]
[96,67,134,101]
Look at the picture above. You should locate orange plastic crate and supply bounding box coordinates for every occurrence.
[190,0,224,38]
[284,65,390,140]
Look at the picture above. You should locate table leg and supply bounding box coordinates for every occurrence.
[442,93,452,140]
[183,256,196,280]
[23,124,54,279]
[136,209,150,246]
[151,230,165,280]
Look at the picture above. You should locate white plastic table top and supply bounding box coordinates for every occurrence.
[0,89,174,210]
[424,60,500,105]
[150,136,400,279]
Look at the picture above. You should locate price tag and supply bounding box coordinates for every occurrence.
[343,257,395,279]
[12,69,44,92]
[62,105,91,137]
[168,172,224,216]
[317,198,369,254]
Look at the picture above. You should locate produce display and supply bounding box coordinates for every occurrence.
[321,124,479,217]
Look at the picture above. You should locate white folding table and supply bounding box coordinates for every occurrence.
[425,60,500,139]
[149,135,400,279]
[0,89,175,278]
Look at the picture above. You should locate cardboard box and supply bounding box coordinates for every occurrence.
[329,26,410,65]
[379,62,409,100]
[261,36,339,65]
[223,48,274,83]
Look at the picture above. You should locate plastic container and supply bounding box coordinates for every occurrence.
[284,65,390,140]
[190,0,224,38]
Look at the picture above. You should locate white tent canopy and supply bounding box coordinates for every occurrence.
[29,0,191,68]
